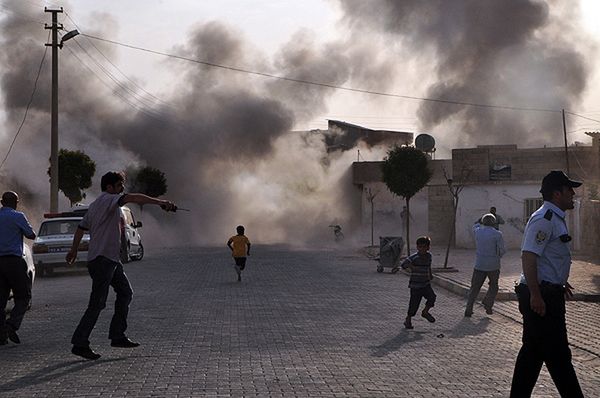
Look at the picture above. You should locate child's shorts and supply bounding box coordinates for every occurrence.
[234,257,247,270]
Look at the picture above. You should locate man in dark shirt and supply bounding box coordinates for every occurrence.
[400,236,436,329]
[0,191,36,345]
[67,171,176,360]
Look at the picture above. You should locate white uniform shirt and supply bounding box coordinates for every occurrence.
[520,201,572,285]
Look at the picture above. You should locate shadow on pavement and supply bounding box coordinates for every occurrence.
[447,317,491,339]
[0,357,126,392]
[370,330,426,357]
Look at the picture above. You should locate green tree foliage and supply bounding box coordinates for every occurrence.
[48,149,96,207]
[381,146,432,254]
[128,166,168,198]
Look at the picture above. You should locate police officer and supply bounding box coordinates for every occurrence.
[0,191,36,345]
[510,171,584,397]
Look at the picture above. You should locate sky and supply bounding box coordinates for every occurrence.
[1,0,599,245]
[66,0,600,136]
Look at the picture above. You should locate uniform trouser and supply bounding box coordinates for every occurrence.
[71,256,133,347]
[0,256,31,338]
[407,285,436,317]
[510,283,583,398]
[465,269,500,313]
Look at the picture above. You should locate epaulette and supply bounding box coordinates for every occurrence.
[544,209,553,220]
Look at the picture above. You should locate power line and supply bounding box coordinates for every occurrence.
[63,44,174,123]
[70,36,168,113]
[80,32,562,115]
[565,111,600,124]
[0,32,49,171]
[64,12,171,108]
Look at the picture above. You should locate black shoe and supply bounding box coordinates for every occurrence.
[72,345,101,360]
[464,311,473,318]
[422,312,436,323]
[0,339,7,345]
[237,273,241,282]
[485,306,493,315]
[404,318,413,329]
[111,337,140,348]
[7,325,20,344]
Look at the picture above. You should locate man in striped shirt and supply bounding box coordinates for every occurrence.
[400,236,436,329]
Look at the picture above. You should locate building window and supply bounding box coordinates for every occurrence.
[524,198,544,222]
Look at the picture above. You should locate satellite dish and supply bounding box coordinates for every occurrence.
[415,134,436,152]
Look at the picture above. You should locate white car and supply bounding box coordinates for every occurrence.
[32,216,90,276]
[120,206,144,263]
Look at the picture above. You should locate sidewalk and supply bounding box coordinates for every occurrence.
[429,247,600,302]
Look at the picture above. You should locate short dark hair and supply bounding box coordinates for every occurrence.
[236,225,245,234]
[416,236,431,246]
[101,171,125,191]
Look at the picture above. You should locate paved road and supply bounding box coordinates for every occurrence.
[1,246,599,397]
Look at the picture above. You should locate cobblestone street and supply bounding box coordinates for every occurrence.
[1,245,599,397]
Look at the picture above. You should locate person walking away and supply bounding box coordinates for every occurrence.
[67,171,176,360]
[0,191,36,345]
[510,170,584,397]
[489,206,505,230]
[465,213,505,317]
[227,225,251,282]
[400,236,436,329]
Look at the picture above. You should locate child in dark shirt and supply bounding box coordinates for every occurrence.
[400,236,436,329]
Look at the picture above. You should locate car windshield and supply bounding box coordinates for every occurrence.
[39,220,81,236]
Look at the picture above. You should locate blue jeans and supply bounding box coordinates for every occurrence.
[71,256,133,347]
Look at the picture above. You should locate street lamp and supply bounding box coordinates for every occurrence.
[45,6,78,212]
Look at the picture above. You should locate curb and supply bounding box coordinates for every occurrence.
[431,273,600,302]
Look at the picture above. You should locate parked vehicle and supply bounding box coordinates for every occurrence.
[32,205,144,275]
[120,206,144,263]
[32,214,89,276]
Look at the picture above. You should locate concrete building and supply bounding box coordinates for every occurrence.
[352,136,600,252]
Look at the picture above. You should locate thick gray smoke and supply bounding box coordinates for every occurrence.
[3,1,592,247]
[0,2,385,246]
[339,0,592,148]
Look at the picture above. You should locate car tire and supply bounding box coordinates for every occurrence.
[136,244,144,261]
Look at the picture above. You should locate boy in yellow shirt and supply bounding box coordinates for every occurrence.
[227,225,251,282]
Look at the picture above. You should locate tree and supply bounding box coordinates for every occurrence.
[381,146,432,255]
[48,149,96,207]
[441,165,473,268]
[127,166,168,209]
[365,187,379,247]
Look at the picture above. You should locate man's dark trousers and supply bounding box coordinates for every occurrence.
[465,269,500,313]
[71,256,133,347]
[510,283,583,397]
[0,256,31,338]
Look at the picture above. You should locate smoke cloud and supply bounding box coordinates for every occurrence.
[0,1,594,247]
[338,0,592,148]
[0,1,388,246]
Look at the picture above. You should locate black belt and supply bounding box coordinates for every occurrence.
[0,255,21,259]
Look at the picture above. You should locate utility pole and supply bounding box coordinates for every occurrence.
[562,109,570,175]
[45,7,63,213]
